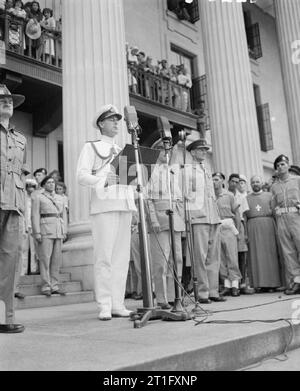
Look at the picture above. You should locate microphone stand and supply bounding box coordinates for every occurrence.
[180,133,204,315]
[127,125,190,328]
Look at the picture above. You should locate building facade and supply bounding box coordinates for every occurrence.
[1,0,299,289]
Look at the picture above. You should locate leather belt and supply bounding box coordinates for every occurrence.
[41,213,63,218]
[275,207,298,216]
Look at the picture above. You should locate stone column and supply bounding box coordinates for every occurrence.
[62,0,130,289]
[199,0,263,179]
[274,0,300,165]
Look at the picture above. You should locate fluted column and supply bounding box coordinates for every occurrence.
[274,0,300,165]
[199,0,262,179]
[62,0,130,225]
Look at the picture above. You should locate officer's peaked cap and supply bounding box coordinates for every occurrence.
[93,104,122,129]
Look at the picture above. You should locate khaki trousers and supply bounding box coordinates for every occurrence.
[149,230,183,304]
[192,224,221,299]
[91,211,132,312]
[277,213,300,283]
[219,226,241,282]
[0,210,23,323]
[37,238,62,292]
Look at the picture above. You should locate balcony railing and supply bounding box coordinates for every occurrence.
[128,63,191,113]
[0,11,62,68]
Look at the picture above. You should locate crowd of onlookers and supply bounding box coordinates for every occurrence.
[126,161,300,303]
[0,0,61,64]
[126,44,192,112]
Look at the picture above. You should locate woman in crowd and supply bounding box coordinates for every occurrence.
[26,1,42,58]
[40,7,55,64]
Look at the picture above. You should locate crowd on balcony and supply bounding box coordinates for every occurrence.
[126,44,192,112]
[0,0,61,65]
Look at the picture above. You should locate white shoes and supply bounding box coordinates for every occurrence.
[111,308,133,318]
[98,310,112,321]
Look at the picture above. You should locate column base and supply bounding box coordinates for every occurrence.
[62,223,94,291]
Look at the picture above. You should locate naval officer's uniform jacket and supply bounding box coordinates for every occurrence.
[0,124,29,323]
[77,135,136,312]
[31,190,67,293]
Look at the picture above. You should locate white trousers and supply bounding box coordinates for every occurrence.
[91,211,132,312]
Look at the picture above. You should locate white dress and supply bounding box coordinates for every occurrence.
[41,16,56,56]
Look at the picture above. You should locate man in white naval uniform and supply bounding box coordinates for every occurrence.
[77,105,136,320]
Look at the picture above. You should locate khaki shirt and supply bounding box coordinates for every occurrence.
[146,164,185,232]
[31,190,67,239]
[187,163,220,225]
[0,124,29,215]
[271,175,300,209]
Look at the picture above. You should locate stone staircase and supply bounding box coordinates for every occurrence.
[16,272,94,310]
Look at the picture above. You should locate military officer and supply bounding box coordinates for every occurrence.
[271,154,300,295]
[77,104,136,320]
[146,143,185,308]
[213,172,242,297]
[0,84,28,333]
[186,139,225,304]
[31,175,67,296]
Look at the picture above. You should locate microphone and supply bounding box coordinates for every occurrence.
[124,106,141,134]
[157,116,172,143]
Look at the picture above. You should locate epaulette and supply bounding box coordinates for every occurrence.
[14,129,26,142]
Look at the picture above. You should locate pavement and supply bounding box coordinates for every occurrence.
[242,347,300,371]
[1,292,300,371]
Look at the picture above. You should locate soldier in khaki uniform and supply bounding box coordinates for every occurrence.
[147,144,185,309]
[271,155,300,295]
[186,140,225,304]
[31,175,67,296]
[0,84,28,333]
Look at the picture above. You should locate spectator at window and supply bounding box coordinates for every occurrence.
[25,1,42,58]
[40,7,55,64]
[23,1,32,19]
[11,0,26,18]
[170,64,180,109]
[158,59,171,105]
[144,56,155,99]
[177,64,192,111]
[5,0,14,12]
[6,0,26,52]
[127,45,139,94]
[137,51,146,69]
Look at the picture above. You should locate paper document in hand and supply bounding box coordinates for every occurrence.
[110,144,160,186]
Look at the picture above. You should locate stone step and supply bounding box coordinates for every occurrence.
[18,281,82,296]
[16,291,95,310]
[19,273,71,285]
